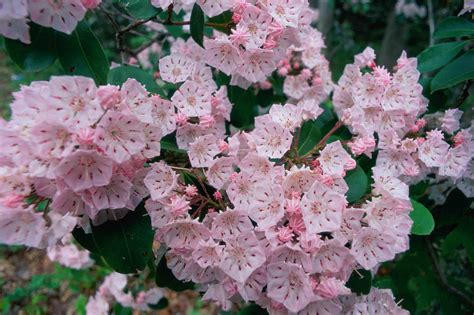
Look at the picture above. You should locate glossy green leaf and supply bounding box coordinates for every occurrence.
[347,269,372,295]
[5,24,57,72]
[431,50,474,92]
[433,17,474,40]
[229,86,258,129]
[238,304,269,314]
[417,41,468,73]
[108,65,161,94]
[156,255,195,291]
[208,10,233,34]
[190,4,205,47]
[345,165,368,203]
[410,199,435,235]
[72,203,154,274]
[55,21,109,84]
[297,120,322,156]
[119,0,161,19]
[442,218,474,264]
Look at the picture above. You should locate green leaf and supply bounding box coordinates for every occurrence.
[238,304,269,315]
[346,269,372,295]
[431,50,474,92]
[433,17,474,40]
[156,255,195,291]
[297,120,321,156]
[73,203,154,274]
[409,199,435,235]
[55,21,109,84]
[229,86,258,129]
[208,10,233,34]
[190,4,205,47]
[148,297,169,310]
[344,165,368,203]
[108,65,161,94]
[442,218,474,264]
[5,24,57,72]
[417,41,468,73]
[119,0,161,19]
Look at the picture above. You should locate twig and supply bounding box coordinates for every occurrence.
[425,238,474,309]
[300,120,344,159]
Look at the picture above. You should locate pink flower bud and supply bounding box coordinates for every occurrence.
[277,226,293,243]
[288,214,305,235]
[301,69,312,80]
[285,197,301,215]
[185,185,198,197]
[208,207,216,213]
[292,61,300,70]
[403,165,420,176]
[175,113,188,126]
[96,85,121,109]
[153,71,161,79]
[312,76,323,86]
[268,21,284,38]
[259,80,272,90]
[169,195,190,217]
[416,118,426,128]
[416,137,426,145]
[0,195,24,208]
[232,12,242,23]
[81,0,101,9]
[348,140,366,156]
[128,57,138,65]
[211,96,221,108]
[200,115,215,128]
[277,67,289,77]
[410,124,420,133]
[213,191,223,201]
[218,140,229,153]
[229,172,239,181]
[320,174,334,187]
[453,131,466,147]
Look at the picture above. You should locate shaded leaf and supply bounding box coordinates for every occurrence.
[108,65,161,94]
[417,41,468,73]
[55,21,109,84]
[345,165,368,203]
[155,255,195,291]
[229,86,258,129]
[190,4,205,47]
[433,17,474,40]
[347,269,372,295]
[410,199,435,235]
[431,50,474,92]
[297,120,321,156]
[5,23,56,72]
[119,0,161,19]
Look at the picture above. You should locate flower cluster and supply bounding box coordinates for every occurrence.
[86,272,164,314]
[334,48,473,199]
[154,0,316,88]
[0,0,100,44]
[0,73,217,247]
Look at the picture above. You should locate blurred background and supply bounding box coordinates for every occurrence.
[1,0,473,314]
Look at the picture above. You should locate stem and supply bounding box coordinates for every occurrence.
[425,238,474,309]
[300,120,344,159]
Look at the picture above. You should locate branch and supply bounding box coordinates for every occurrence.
[300,120,344,159]
[425,238,474,309]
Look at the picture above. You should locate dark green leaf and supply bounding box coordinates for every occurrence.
[433,17,474,40]
[208,10,233,34]
[238,304,269,315]
[108,65,161,94]
[119,0,161,19]
[190,4,205,47]
[229,86,258,129]
[431,50,474,92]
[5,24,57,72]
[442,218,474,264]
[297,120,321,156]
[55,21,109,84]
[410,199,435,235]
[73,203,154,274]
[347,269,372,295]
[156,255,194,291]
[417,41,468,73]
[345,165,368,203]
[160,139,186,153]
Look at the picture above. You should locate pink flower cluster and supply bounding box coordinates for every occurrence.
[0,74,206,247]
[143,100,413,313]
[86,272,164,314]
[155,0,316,88]
[334,48,473,199]
[47,234,94,269]
[0,0,99,44]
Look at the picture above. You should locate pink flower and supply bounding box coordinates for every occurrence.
[29,0,86,34]
[96,85,121,109]
[185,185,198,197]
[252,117,292,159]
[0,195,24,208]
[315,277,351,299]
[213,191,223,200]
[188,135,220,167]
[171,81,212,117]
[76,128,96,145]
[81,0,102,9]
[159,54,196,84]
[168,195,190,217]
[144,162,178,201]
[277,226,293,243]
